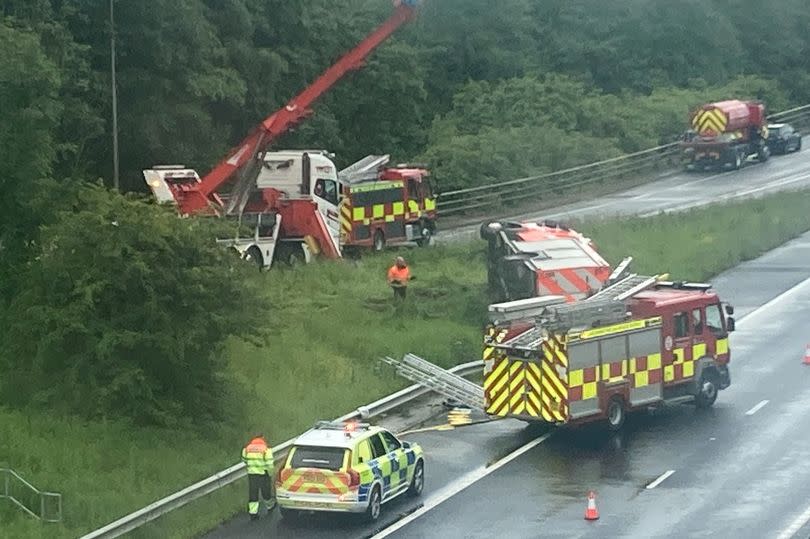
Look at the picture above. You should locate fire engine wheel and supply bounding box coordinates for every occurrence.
[758,145,770,162]
[365,485,382,522]
[606,397,626,432]
[373,230,385,252]
[695,373,719,409]
[415,224,432,247]
[733,153,742,170]
[797,138,803,152]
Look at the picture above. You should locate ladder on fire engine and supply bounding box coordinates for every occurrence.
[380,353,484,410]
[339,155,390,183]
[587,273,659,302]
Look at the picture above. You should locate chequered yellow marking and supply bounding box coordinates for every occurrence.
[693,342,707,359]
[392,201,405,216]
[372,205,385,219]
[353,207,365,221]
[717,338,729,355]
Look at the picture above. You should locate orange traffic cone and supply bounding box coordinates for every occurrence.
[804,344,810,365]
[584,490,599,521]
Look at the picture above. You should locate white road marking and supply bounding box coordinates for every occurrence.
[736,274,810,330]
[776,502,810,539]
[745,400,770,416]
[369,432,553,538]
[645,470,675,490]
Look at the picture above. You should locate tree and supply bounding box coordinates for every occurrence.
[0,21,63,301]
[1,184,268,426]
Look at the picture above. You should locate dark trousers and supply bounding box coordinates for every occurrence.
[392,285,407,300]
[247,473,273,515]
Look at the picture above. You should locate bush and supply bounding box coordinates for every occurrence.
[0,184,267,426]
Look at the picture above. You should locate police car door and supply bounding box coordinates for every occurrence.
[368,434,392,499]
[379,431,410,498]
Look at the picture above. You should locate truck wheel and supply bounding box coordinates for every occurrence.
[373,230,385,252]
[733,153,742,170]
[606,396,626,432]
[276,243,305,267]
[365,486,382,522]
[758,145,770,162]
[695,372,719,409]
[245,246,264,270]
[797,138,803,152]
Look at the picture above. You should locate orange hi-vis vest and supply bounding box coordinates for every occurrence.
[242,437,274,475]
[388,265,410,285]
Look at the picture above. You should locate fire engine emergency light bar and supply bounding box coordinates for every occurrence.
[656,281,712,291]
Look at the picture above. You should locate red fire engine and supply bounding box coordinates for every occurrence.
[338,155,437,252]
[483,271,736,430]
[481,220,612,303]
[143,2,426,268]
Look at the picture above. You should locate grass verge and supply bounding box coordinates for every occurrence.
[3,187,810,538]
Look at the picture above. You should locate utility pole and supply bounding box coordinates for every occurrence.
[110,0,120,190]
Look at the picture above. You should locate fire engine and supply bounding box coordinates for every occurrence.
[483,271,736,430]
[142,1,428,268]
[338,155,437,253]
[480,220,612,303]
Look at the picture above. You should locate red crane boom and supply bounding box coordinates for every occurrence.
[178,2,419,215]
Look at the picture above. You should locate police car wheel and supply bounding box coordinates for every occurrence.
[606,397,626,431]
[365,486,382,522]
[408,460,424,497]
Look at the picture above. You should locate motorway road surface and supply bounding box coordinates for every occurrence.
[204,231,810,538]
[441,142,809,243]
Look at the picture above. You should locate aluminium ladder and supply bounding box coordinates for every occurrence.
[380,353,484,410]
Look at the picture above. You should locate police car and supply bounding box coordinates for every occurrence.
[275,421,425,522]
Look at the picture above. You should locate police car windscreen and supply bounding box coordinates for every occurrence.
[291,446,347,471]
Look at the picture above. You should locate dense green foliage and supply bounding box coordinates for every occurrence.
[0,184,267,425]
[4,189,810,538]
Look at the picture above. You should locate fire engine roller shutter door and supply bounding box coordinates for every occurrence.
[567,340,601,419]
[627,327,664,405]
[483,329,512,417]
[539,336,568,422]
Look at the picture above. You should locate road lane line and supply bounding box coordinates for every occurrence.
[745,400,769,416]
[736,274,810,330]
[776,502,810,539]
[370,432,553,538]
[645,470,675,490]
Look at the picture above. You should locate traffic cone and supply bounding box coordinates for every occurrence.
[804,344,810,365]
[584,491,599,521]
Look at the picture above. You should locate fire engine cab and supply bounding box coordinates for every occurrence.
[483,271,736,430]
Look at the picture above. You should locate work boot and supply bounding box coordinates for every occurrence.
[249,513,259,521]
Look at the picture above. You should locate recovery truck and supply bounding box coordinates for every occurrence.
[483,272,736,430]
[143,1,431,268]
[680,99,770,171]
[480,219,612,303]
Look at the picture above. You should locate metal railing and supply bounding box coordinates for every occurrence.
[79,360,481,539]
[436,103,810,219]
[1,467,62,523]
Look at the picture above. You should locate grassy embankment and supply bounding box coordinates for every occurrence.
[3,188,810,539]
